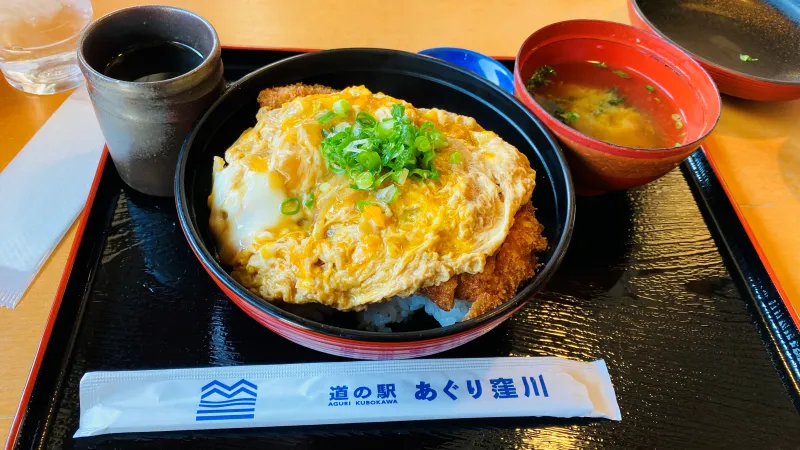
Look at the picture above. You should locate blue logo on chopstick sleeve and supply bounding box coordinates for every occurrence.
[195,379,257,421]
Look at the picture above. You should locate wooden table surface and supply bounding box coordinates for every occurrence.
[1,0,798,446]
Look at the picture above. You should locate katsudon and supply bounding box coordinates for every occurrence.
[208,83,547,330]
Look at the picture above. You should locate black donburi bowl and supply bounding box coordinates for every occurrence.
[175,48,575,359]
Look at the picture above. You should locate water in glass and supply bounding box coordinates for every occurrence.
[0,0,92,95]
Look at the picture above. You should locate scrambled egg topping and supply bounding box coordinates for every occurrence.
[209,86,535,311]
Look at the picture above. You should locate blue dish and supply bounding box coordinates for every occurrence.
[418,47,514,93]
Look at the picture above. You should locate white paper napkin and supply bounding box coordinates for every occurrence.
[0,85,105,308]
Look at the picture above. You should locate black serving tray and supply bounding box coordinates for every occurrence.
[9,48,800,449]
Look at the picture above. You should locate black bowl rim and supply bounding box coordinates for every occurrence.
[175,48,575,343]
[630,0,800,86]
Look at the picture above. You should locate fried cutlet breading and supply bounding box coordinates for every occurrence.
[257,83,338,110]
[421,203,547,314]
[457,203,547,320]
[420,277,458,311]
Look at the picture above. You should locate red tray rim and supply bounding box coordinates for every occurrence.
[5,148,109,450]
[701,142,800,329]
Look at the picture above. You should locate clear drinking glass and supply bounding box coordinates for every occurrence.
[0,0,92,95]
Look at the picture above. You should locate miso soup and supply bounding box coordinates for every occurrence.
[526,62,686,149]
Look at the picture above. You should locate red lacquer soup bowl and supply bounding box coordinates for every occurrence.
[175,49,575,360]
[514,20,721,195]
[628,0,800,102]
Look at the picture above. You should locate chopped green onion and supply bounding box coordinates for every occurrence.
[674,142,682,147]
[414,136,431,152]
[409,167,439,180]
[434,135,448,149]
[343,138,369,154]
[356,200,371,212]
[304,193,314,208]
[422,150,435,169]
[354,171,374,190]
[558,111,580,123]
[606,87,626,105]
[428,128,448,149]
[333,99,350,115]
[592,61,608,69]
[654,97,661,103]
[376,184,399,204]
[374,171,394,187]
[357,151,381,171]
[450,152,461,164]
[527,65,557,89]
[408,168,424,181]
[645,84,656,93]
[355,111,377,127]
[401,126,415,146]
[391,104,405,119]
[612,70,631,79]
[317,111,336,124]
[739,53,758,62]
[319,104,447,194]
[280,197,301,215]
[375,119,395,139]
[394,168,409,185]
[671,113,684,130]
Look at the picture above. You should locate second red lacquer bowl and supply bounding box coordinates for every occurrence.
[514,20,721,195]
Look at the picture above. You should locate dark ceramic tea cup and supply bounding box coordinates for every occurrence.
[78,5,225,197]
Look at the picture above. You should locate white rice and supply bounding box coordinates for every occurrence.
[358,294,471,332]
